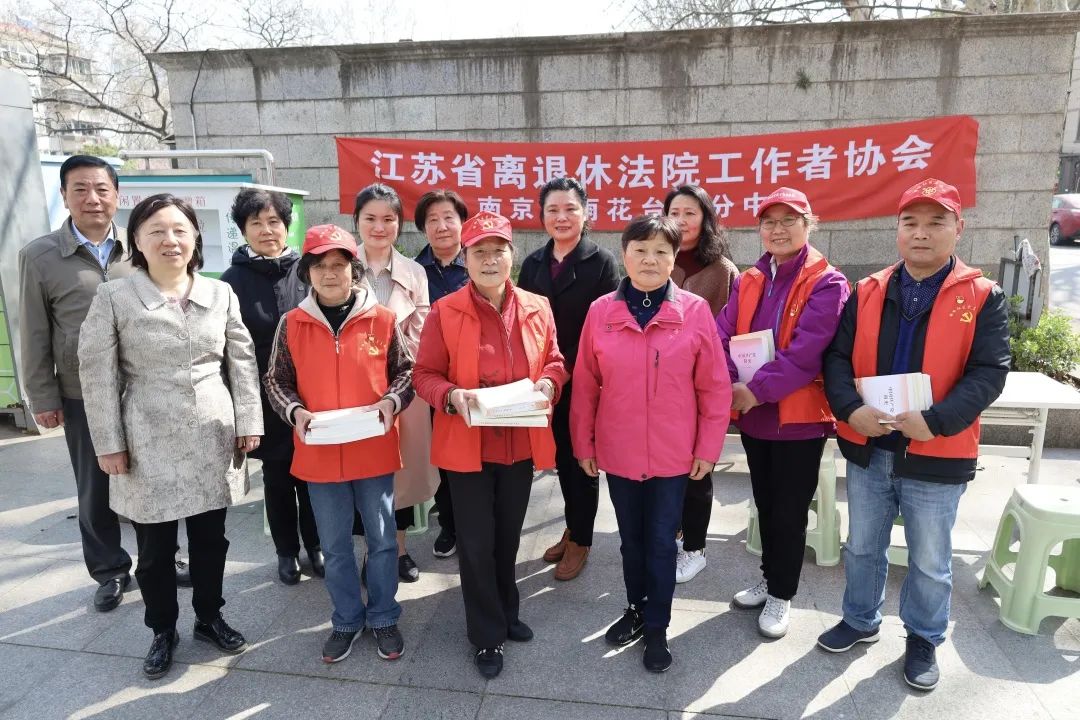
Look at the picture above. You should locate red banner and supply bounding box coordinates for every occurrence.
[336,116,977,231]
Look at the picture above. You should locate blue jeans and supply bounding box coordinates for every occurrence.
[842,448,966,645]
[607,473,688,630]
[307,474,400,632]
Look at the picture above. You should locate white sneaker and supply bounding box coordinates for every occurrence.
[757,595,791,638]
[733,578,769,609]
[675,549,706,584]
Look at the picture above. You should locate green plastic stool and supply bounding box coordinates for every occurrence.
[978,485,1080,635]
[406,498,436,536]
[746,442,841,566]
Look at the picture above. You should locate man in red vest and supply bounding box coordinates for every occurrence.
[817,178,1010,691]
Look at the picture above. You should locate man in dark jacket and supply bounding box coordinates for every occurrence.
[518,176,620,582]
[817,178,1010,692]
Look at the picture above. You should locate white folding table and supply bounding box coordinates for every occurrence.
[980,371,1080,484]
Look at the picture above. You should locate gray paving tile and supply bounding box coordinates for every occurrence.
[479,694,666,720]
[839,624,1054,720]
[235,560,446,686]
[198,668,394,719]
[381,684,483,720]
[0,643,77,712]
[662,608,855,720]
[0,558,138,651]
[0,646,227,720]
[83,559,302,666]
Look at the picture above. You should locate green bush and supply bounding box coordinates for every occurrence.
[1010,308,1080,381]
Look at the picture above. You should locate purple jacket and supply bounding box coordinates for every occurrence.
[716,243,849,441]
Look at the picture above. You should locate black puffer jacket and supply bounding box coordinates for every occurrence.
[220,246,307,461]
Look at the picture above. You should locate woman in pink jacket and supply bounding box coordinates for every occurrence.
[571,215,731,673]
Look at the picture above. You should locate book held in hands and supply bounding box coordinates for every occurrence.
[854,373,934,419]
[305,407,385,445]
[728,329,776,384]
[466,378,552,427]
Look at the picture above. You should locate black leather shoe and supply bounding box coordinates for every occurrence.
[175,559,192,588]
[277,555,301,585]
[507,619,534,642]
[143,629,179,680]
[643,628,672,673]
[193,615,247,654]
[475,646,504,678]
[94,574,130,612]
[308,548,325,578]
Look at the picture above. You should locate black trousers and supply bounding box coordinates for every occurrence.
[552,384,598,546]
[430,406,456,535]
[61,397,132,584]
[132,507,228,634]
[447,460,533,649]
[679,471,714,552]
[433,467,456,534]
[741,433,827,601]
[262,454,319,557]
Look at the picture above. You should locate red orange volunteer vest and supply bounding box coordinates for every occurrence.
[286,304,403,482]
[835,259,994,459]
[735,246,835,425]
[431,285,558,473]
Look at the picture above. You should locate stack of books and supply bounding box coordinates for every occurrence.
[855,373,934,419]
[729,329,776,383]
[305,407,385,445]
[465,378,552,428]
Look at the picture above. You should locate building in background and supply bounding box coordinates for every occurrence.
[0,19,113,155]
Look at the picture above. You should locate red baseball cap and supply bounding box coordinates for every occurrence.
[460,211,513,248]
[302,224,358,258]
[897,178,962,216]
[757,187,812,218]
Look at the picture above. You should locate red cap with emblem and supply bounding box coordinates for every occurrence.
[461,211,513,248]
[897,178,962,217]
[756,186,812,218]
[302,224,358,258]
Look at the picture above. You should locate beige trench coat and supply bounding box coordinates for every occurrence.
[78,270,264,524]
[360,247,438,509]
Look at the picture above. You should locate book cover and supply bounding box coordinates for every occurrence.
[729,329,776,384]
[855,373,933,417]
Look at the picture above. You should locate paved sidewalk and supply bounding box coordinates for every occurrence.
[0,425,1078,720]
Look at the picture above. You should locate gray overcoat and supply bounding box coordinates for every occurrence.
[78,270,264,524]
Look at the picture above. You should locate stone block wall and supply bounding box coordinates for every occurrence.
[153,13,1080,281]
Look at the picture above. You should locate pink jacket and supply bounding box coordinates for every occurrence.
[571,281,732,481]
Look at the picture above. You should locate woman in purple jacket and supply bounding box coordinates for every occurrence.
[715,187,849,639]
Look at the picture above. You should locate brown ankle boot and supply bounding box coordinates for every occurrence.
[542,528,570,563]
[554,541,589,580]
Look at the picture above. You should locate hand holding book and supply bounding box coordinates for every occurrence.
[847,405,895,438]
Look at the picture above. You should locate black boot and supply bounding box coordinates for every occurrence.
[277,555,301,585]
[308,548,325,578]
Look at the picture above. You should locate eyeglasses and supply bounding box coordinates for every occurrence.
[760,216,801,231]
